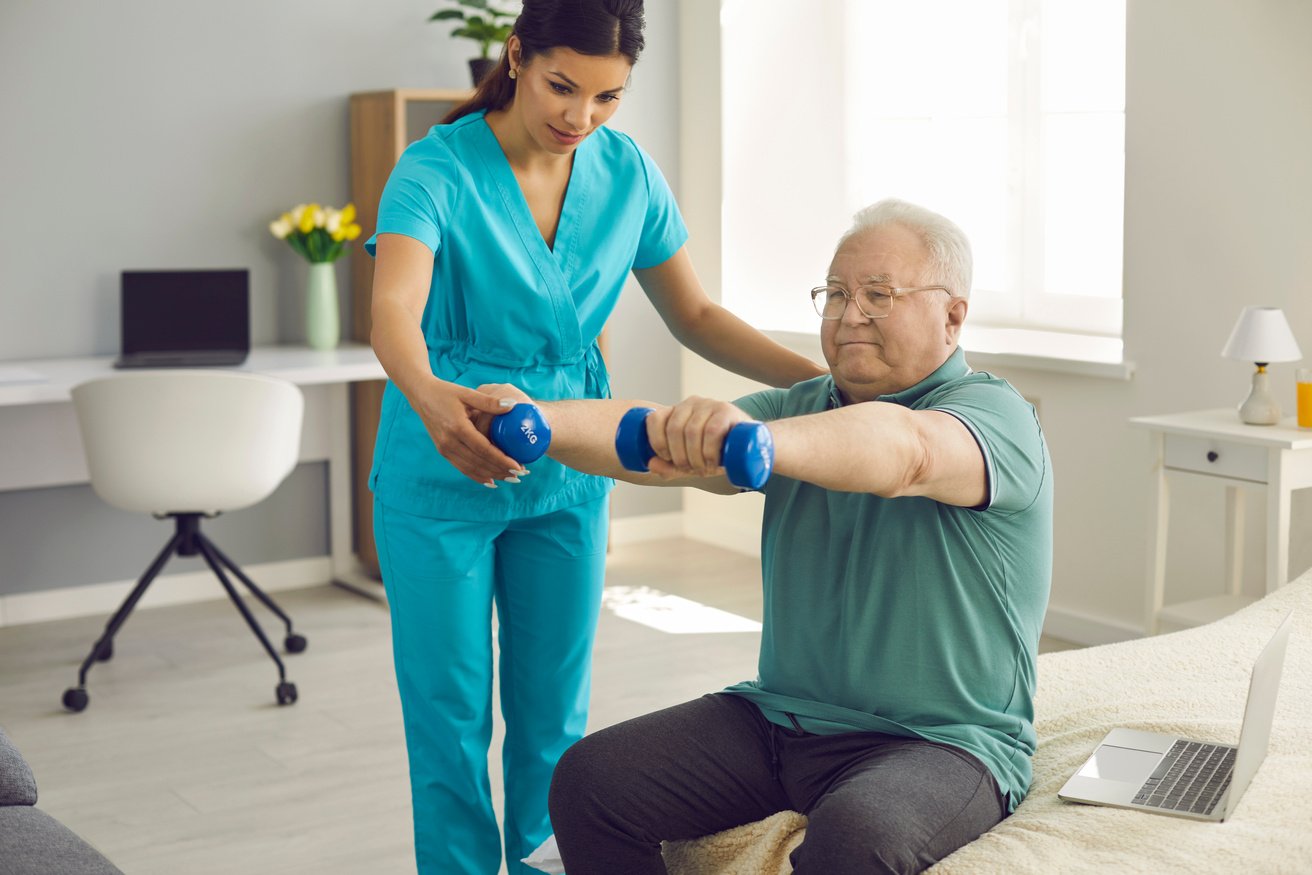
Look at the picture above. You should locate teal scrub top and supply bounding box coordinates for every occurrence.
[366,110,688,520]
[725,349,1053,810]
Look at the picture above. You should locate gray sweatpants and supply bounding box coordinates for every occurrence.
[548,693,1007,875]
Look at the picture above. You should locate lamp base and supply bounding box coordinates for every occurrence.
[1237,367,1281,426]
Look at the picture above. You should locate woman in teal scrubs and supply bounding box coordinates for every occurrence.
[368,1,824,872]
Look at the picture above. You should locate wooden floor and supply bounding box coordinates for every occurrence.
[0,538,1076,874]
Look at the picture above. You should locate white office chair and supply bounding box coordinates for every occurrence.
[62,370,307,712]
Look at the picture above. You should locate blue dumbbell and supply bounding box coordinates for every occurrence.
[490,403,552,464]
[614,406,774,490]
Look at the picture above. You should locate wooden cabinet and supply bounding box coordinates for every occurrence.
[347,89,472,575]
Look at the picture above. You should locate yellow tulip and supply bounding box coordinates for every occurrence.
[300,204,320,233]
[345,223,362,241]
[340,203,356,225]
[331,227,347,242]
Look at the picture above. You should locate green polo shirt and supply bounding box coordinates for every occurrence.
[725,347,1052,810]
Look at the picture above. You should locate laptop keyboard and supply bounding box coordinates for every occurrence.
[1132,739,1234,815]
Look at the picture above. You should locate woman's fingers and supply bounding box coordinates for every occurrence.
[418,384,528,485]
[436,424,524,485]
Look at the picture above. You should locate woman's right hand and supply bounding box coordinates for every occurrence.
[413,379,525,487]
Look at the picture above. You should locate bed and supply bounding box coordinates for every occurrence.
[663,575,1312,874]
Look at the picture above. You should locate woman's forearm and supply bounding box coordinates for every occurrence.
[635,248,826,389]
[371,298,442,400]
[670,302,826,388]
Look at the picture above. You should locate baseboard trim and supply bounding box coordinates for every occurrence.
[609,512,685,546]
[0,557,332,628]
[1041,605,1143,647]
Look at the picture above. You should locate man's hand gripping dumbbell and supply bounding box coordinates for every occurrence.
[478,386,774,493]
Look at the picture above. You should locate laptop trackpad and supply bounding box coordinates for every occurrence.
[1078,745,1162,782]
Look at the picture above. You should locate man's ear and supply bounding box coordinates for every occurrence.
[945,296,968,343]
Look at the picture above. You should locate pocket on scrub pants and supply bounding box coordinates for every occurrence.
[375,502,496,582]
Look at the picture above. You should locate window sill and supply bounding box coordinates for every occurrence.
[765,326,1135,381]
[960,326,1134,380]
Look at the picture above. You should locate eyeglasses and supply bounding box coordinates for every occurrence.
[809,284,952,320]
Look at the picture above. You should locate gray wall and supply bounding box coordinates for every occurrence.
[0,0,681,597]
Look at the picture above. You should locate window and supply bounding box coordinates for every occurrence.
[720,0,1126,340]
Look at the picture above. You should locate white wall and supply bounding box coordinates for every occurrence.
[678,0,1312,642]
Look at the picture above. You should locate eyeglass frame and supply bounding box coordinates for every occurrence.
[809,283,954,320]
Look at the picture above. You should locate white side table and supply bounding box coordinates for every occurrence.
[1130,409,1312,634]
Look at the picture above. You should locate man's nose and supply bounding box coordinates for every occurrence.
[841,296,872,325]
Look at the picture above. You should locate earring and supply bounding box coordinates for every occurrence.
[509,69,518,80]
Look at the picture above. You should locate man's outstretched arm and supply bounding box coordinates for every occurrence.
[481,386,986,507]
[478,386,739,495]
[644,396,988,509]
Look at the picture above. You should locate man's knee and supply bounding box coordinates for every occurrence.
[548,731,630,828]
[793,778,1001,875]
[791,801,914,874]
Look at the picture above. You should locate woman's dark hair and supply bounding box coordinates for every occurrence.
[441,0,645,124]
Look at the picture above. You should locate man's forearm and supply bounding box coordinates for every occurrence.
[540,399,651,481]
[539,399,737,493]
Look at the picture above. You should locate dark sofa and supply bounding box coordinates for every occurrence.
[0,725,122,875]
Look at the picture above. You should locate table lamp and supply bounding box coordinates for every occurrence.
[1220,306,1302,425]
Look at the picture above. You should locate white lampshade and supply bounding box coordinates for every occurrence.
[1221,307,1302,363]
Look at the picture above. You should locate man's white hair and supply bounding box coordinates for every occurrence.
[838,199,973,299]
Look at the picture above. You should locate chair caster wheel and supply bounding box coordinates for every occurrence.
[276,681,298,706]
[95,640,114,662]
[62,688,89,712]
[284,634,307,654]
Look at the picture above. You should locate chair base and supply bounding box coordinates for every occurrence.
[62,513,306,712]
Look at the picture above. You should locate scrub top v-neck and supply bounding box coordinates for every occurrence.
[366,110,688,520]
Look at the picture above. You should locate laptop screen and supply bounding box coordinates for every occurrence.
[120,269,250,355]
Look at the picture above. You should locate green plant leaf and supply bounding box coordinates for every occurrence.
[429,9,465,20]
[462,0,490,9]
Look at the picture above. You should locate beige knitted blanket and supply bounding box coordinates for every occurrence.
[664,577,1312,874]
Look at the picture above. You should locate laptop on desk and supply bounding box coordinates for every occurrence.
[1058,610,1293,822]
[114,269,250,368]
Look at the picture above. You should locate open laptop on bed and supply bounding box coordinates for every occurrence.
[1058,610,1292,822]
[114,269,249,368]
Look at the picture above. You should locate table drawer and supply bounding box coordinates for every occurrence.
[1163,434,1268,482]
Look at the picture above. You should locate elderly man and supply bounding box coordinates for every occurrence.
[487,199,1052,874]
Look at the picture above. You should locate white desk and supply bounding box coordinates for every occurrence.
[0,344,387,594]
[1130,408,1312,633]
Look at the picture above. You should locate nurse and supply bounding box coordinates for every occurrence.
[367,1,825,872]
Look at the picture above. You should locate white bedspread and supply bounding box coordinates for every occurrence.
[664,577,1312,874]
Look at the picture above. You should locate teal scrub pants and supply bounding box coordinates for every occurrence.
[374,495,608,875]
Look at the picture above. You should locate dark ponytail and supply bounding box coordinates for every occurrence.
[441,0,646,124]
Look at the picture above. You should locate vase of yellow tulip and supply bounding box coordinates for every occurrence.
[269,202,362,350]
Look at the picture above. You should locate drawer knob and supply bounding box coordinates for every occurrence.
[1207,451,1219,463]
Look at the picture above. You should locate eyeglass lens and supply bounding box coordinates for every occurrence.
[812,287,893,319]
